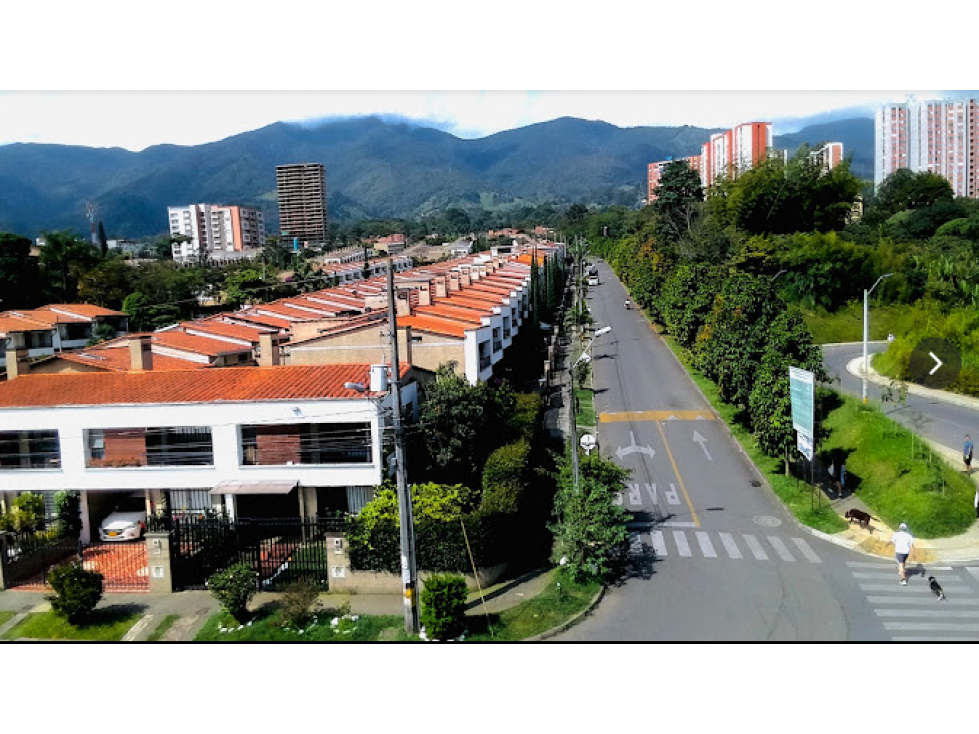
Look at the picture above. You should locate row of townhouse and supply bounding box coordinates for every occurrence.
[0,244,562,537]
[0,304,129,370]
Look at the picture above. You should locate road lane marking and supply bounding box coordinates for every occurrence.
[876,609,979,619]
[883,622,979,632]
[627,483,642,506]
[122,614,153,642]
[967,568,979,584]
[650,531,667,557]
[846,561,899,569]
[891,636,978,641]
[866,596,979,606]
[854,572,968,586]
[718,532,742,559]
[695,532,717,558]
[859,584,938,593]
[661,521,698,527]
[766,536,795,562]
[655,421,700,528]
[791,537,822,563]
[673,531,692,557]
[742,534,769,561]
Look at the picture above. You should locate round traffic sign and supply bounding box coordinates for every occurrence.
[908,337,961,389]
[579,434,597,453]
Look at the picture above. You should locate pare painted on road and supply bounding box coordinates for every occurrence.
[613,482,681,507]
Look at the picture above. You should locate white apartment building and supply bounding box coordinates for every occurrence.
[875,96,979,198]
[168,204,267,259]
[0,363,417,541]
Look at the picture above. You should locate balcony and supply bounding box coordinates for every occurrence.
[86,427,214,468]
[240,422,372,466]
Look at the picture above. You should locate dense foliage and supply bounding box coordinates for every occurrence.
[47,563,104,625]
[420,574,469,640]
[207,563,258,623]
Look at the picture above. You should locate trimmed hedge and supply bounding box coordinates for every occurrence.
[481,440,531,514]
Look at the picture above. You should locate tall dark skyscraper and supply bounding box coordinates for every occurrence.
[276,163,328,245]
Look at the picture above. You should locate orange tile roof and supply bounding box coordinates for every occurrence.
[226,313,295,330]
[415,305,486,324]
[0,364,412,408]
[153,331,253,357]
[0,315,50,334]
[54,348,207,372]
[442,293,499,310]
[181,320,277,344]
[40,304,125,318]
[399,315,471,339]
[6,309,88,325]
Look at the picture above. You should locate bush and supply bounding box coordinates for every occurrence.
[207,563,258,623]
[280,580,320,627]
[420,574,468,640]
[507,392,543,443]
[0,492,46,533]
[54,490,81,537]
[481,440,530,513]
[47,563,104,625]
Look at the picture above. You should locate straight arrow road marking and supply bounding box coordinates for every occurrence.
[692,430,712,461]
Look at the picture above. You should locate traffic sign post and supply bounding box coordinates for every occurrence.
[789,366,817,510]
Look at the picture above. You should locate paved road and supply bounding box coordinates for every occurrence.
[822,343,979,453]
[552,262,979,641]
[555,261,979,641]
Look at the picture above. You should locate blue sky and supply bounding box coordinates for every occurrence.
[0,90,966,152]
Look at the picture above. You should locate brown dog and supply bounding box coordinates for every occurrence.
[844,508,874,529]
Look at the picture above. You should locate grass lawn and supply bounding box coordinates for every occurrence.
[802,302,906,345]
[575,387,596,428]
[194,605,404,642]
[0,611,15,628]
[820,394,975,537]
[463,569,600,642]
[0,608,143,641]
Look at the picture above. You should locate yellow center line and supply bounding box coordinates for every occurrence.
[655,421,700,528]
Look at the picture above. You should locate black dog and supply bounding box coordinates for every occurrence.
[928,576,947,601]
[844,508,873,529]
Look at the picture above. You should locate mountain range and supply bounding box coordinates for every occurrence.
[0,115,874,239]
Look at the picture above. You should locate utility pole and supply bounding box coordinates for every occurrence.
[386,260,419,634]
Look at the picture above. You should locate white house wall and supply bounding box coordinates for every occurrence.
[0,393,422,493]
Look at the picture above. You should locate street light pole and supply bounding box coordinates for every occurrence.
[569,326,611,491]
[386,260,419,634]
[862,273,893,404]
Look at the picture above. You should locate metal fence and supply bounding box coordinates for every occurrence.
[165,516,346,592]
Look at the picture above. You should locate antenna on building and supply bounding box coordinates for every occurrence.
[86,202,97,245]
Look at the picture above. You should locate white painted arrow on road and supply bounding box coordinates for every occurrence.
[692,430,712,461]
[615,431,656,460]
[929,351,943,375]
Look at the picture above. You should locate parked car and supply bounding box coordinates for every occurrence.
[588,276,599,286]
[99,497,147,541]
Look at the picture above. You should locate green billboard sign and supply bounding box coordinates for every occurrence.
[789,366,814,438]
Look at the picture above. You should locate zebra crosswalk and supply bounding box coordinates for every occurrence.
[846,560,979,641]
[629,528,823,564]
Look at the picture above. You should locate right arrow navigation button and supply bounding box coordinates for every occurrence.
[909,337,961,389]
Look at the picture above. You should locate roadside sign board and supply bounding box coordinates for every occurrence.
[796,431,813,461]
[789,366,815,438]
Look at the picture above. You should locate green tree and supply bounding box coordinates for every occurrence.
[38,230,100,302]
[78,254,136,309]
[868,169,955,225]
[0,231,42,309]
[747,308,824,459]
[223,267,267,308]
[653,160,704,244]
[550,452,631,583]
[417,362,516,486]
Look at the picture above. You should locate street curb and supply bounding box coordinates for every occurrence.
[845,356,979,411]
[822,341,888,348]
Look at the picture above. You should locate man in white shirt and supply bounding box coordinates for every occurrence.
[890,522,914,586]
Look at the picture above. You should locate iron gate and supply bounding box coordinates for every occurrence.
[167,516,344,591]
[1,530,149,593]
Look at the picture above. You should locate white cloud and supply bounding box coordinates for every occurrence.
[0,90,964,151]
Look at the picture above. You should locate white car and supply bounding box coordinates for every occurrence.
[99,499,147,541]
[588,276,599,286]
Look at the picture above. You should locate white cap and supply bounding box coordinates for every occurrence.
[899,523,908,531]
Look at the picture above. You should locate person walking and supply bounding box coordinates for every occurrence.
[890,522,914,585]
[964,435,974,474]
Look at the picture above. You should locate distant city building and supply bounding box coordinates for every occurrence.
[649,122,773,199]
[372,233,407,255]
[647,156,702,202]
[168,204,266,260]
[875,96,979,198]
[276,163,329,246]
[809,142,844,173]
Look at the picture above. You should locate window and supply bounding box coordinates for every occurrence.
[240,422,372,466]
[0,430,60,469]
[85,426,213,468]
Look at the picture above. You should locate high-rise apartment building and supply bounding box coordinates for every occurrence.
[809,142,844,173]
[648,121,774,198]
[276,163,328,245]
[168,204,266,259]
[875,96,979,198]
